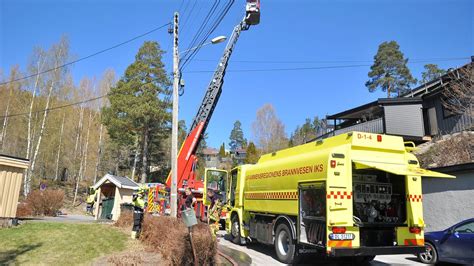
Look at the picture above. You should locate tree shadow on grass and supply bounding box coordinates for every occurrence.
[0,243,42,264]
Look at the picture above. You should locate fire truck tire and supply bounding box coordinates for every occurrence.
[275,223,298,264]
[230,215,243,245]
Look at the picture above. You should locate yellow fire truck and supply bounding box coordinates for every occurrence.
[204,132,454,264]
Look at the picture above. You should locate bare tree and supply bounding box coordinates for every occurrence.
[94,123,104,183]
[54,113,66,180]
[24,50,46,195]
[25,37,70,195]
[94,69,115,183]
[72,103,84,205]
[441,64,473,117]
[0,67,20,151]
[26,49,46,160]
[81,111,93,181]
[73,103,85,178]
[252,103,288,154]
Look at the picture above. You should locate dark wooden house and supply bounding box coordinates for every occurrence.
[318,60,473,142]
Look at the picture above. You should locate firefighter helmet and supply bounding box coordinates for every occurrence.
[137,185,148,195]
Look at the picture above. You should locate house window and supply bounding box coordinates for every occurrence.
[441,96,463,118]
[442,102,459,118]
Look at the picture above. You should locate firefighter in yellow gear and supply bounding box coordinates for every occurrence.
[206,183,222,237]
[86,186,97,215]
[131,185,148,239]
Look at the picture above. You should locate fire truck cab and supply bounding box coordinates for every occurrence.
[205,132,454,264]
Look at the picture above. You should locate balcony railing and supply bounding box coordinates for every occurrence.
[318,117,384,139]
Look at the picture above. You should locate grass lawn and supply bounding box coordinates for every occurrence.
[0,222,128,265]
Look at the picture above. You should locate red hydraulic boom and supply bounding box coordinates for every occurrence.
[164,1,260,217]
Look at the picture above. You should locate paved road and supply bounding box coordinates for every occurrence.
[217,231,431,266]
[20,214,96,223]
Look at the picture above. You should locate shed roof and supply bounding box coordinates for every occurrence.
[93,174,139,190]
[0,154,29,169]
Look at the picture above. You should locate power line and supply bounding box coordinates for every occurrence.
[0,64,365,119]
[180,0,235,70]
[180,0,192,21]
[180,0,235,71]
[0,94,109,119]
[184,58,471,73]
[180,0,220,68]
[191,56,470,64]
[184,64,372,73]
[191,0,235,59]
[182,0,205,37]
[181,0,219,58]
[0,77,168,119]
[4,57,468,118]
[177,0,185,14]
[181,0,198,32]
[0,23,171,86]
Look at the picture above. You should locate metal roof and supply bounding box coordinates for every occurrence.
[93,174,139,190]
[327,97,422,120]
[401,61,472,98]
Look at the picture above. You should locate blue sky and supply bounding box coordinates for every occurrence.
[1,0,472,148]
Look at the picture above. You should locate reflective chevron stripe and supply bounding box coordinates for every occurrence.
[407,194,423,202]
[245,191,298,200]
[326,191,352,199]
[404,238,424,246]
[328,240,352,247]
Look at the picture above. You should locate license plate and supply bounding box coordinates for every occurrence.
[329,233,355,240]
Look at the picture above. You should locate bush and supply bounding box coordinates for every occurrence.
[114,210,133,229]
[140,215,216,265]
[191,223,218,265]
[16,202,32,217]
[416,132,473,168]
[24,189,65,216]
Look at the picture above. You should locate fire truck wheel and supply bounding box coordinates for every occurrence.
[275,223,298,264]
[230,215,243,245]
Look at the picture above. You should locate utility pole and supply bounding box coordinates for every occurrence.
[170,12,179,218]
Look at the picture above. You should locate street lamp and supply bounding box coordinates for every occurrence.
[170,31,226,218]
[180,36,227,56]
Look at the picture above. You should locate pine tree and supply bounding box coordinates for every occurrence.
[290,117,323,146]
[218,143,226,158]
[366,41,417,97]
[245,142,259,164]
[421,64,446,84]
[229,120,246,152]
[102,41,171,183]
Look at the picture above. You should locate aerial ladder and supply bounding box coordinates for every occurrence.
[160,1,261,217]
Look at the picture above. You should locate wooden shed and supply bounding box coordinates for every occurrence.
[0,154,29,227]
[92,174,139,221]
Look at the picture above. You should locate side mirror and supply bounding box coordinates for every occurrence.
[448,227,456,234]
